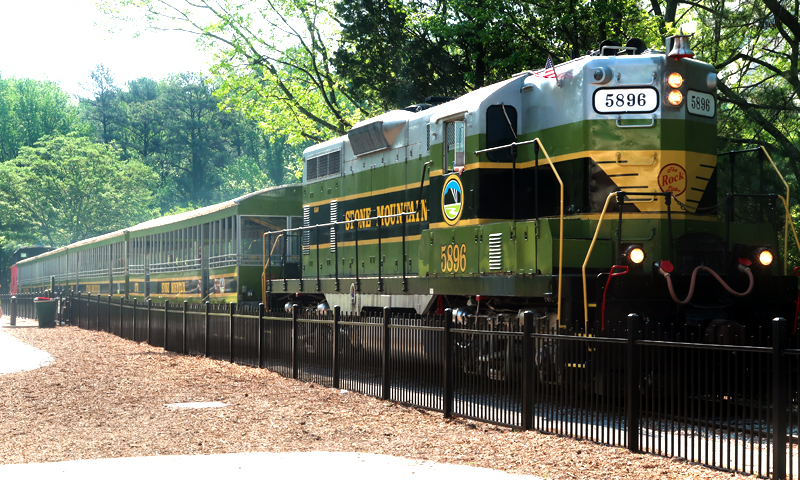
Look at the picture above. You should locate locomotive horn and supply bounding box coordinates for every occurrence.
[667,32,694,59]
[625,38,647,55]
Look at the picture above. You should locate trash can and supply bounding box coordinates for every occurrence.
[34,297,57,328]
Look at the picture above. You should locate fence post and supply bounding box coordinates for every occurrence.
[333,305,341,389]
[10,296,16,327]
[382,306,391,401]
[183,301,188,355]
[443,308,453,419]
[229,302,235,363]
[96,294,101,330]
[164,300,169,351]
[522,310,533,430]
[147,299,152,345]
[107,295,112,333]
[626,313,640,453]
[773,317,788,480]
[292,304,299,380]
[204,301,210,357]
[258,302,265,368]
[119,296,124,336]
[75,292,81,328]
[132,298,138,341]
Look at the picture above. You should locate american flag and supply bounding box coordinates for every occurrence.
[533,55,557,79]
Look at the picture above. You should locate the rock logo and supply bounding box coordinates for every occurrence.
[441,175,464,225]
[658,163,687,196]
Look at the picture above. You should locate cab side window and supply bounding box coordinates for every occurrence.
[486,105,517,163]
[445,120,465,173]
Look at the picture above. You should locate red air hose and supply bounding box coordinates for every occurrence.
[664,264,754,305]
[601,265,629,331]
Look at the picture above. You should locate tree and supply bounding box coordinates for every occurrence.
[636,1,800,205]
[120,77,164,159]
[334,0,663,110]
[219,130,307,198]
[0,134,158,246]
[0,77,79,161]
[98,0,373,144]
[80,64,125,144]
[156,73,232,206]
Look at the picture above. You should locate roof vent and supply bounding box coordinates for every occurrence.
[347,110,412,156]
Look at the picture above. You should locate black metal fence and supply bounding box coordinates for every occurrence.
[0,292,70,325]
[28,292,800,479]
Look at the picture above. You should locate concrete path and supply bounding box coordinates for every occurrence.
[0,451,536,479]
[0,327,53,374]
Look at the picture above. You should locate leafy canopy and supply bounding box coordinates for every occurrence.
[98,0,375,144]
[0,134,158,246]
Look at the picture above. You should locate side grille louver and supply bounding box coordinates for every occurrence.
[330,200,338,253]
[306,151,341,181]
[489,233,503,271]
[302,205,310,255]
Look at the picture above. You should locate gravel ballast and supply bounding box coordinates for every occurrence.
[0,326,749,479]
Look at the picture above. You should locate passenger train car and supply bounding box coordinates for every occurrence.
[14,185,302,304]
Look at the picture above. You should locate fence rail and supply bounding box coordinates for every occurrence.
[5,291,800,479]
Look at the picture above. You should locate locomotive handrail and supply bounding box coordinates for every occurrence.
[615,114,656,129]
[581,191,675,333]
[474,138,565,328]
[532,139,564,328]
[759,146,794,274]
[582,191,617,333]
[261,233,284,302]
[261,206,424,295]
[722,146,797,274]
[473,138,541,156]
[614,71,656,86]
[778,195,800,274]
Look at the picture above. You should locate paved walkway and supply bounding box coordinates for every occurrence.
[0,322,53,374]
[0,323,541,479]
[0,451,536,479]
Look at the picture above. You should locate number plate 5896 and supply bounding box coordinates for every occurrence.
[593,87,659,114]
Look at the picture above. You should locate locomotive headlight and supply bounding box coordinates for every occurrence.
[623,245,646,264]
[667,90,683,106]
[757,248,774,266]
[629,247,645,264]
[667,72,683,88]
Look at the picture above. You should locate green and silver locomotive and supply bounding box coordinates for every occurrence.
[265,34,798,343]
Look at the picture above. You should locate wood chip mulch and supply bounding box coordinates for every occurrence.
[0,326,750,479]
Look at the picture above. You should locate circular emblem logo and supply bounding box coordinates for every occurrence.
[441,174,464,225]
[658,163,687,196]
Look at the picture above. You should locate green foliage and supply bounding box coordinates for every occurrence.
[77,69,301,210]
[0,134,158,246]
[219,132,308,197]
[334,0,663,109]
[80,65,125,144]
[0,77,81,161]
[683,0,800,187]
[98,0,374,144]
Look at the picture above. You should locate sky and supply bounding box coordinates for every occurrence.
[0,0,213,98]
